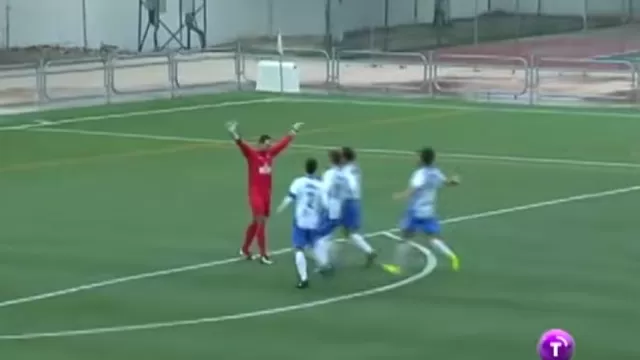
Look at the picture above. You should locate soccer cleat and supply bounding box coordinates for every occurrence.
[316,265,335,277]
[382,263,403,275]
[365,252,378,268]
[259,255,274,265]
[296,280,309,289]
[451,254,460,271]
[239,249,255,261]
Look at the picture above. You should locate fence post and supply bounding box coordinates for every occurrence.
[473,0,479,44]
[582,0,588,30]
[81,0,88,49]
[4,1,10,48]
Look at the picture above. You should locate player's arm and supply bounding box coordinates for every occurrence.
[392,170,425,200]
[393,172,460,200]
[226,121,255,159]
[444,174,461,186]
[269,122,304,157]
[276,179,299,213]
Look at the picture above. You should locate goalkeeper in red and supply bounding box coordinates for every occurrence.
[226,120,304,265]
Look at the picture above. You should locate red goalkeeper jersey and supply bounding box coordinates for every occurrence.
[235,135,293,197]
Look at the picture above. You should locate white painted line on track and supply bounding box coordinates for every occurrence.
[28,127,640,170]
[0,184,637,340]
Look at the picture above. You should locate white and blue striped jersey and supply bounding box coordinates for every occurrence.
[407,166,446,219]
[342,162,361,200]
[322,166,351,220]
[288,176,324,229]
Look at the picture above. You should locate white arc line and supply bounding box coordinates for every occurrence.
[1,184,637,310]
[0,241,435,340]
[0,184,637,340]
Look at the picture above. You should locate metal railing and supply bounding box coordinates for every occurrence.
[0,45,638,107]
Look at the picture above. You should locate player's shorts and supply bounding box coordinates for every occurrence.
[249,194,271,217]
[317,216,340,238]
[341,199,361,231]
[399,213,441,235]
[292,225,318,249]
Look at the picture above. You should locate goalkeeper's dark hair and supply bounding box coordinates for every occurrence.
[342,146,356,162]
[305,158,318,175]
[420,147,436,166]
[258,134,271,144]
[328,149,342,165]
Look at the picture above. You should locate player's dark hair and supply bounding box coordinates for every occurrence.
[328,149,342,165]
[258,134,271,144]
[420,147,435,166]
[342,146,356,162]
[305,158,318,175]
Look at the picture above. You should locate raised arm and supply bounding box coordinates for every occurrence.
[269,135,293,157]
[269,122,304,157]
[226,121,256,159]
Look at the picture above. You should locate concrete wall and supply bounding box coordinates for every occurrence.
[0,0,632,51]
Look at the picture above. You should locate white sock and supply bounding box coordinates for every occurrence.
[430,238,456,258]
[393,241,412,267]
[328,240,342,263]
[295,251,308,281]
[313,237,331,267]
[350,233,374,254]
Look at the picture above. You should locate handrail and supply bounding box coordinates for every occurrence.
[335,50,428,90]
[0,48,636,107]
[432,53,529,97]
[534,57,635,101]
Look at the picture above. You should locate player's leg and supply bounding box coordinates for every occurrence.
[423,219,459,271]
[311,231,332,273]
[314,217,338,272]
[240,198,261,260]
[254,197,273,264]
[341,201,376,266]
[292,226,311,288]
[382,214,417,275]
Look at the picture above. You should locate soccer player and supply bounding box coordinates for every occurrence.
[276,158,331,289]
[382,147,461,275]
[338,146,376,266]
[314,150,352,266]
[226,120,304,265]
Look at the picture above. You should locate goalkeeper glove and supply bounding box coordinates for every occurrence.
[290,122,304,135]
[226,121,240,140]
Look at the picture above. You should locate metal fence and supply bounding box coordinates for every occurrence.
[0,46,637,109]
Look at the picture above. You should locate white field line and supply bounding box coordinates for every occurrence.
[29,126,640,170]
[3,94,640,133]
[279,97,640,119]
[0,240,436,341]
[0,184,637,341]
[0,98,277,131]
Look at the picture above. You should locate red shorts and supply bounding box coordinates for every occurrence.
[249,194,271,217]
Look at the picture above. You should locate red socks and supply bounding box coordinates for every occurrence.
[242,221,258,253]
[242,221,267,256]
[256,222,267,256]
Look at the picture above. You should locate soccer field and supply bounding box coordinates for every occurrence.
[1,93,640,360]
